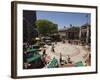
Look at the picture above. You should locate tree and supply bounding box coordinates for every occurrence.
[35,19,58,35]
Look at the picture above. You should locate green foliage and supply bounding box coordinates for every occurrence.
[35,19,58,35]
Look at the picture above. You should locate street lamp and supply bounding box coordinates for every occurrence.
[35,37,40,45]
[35,37,40,41]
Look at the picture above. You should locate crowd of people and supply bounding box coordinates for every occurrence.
[23,36,91,69]
[41,40,74,67]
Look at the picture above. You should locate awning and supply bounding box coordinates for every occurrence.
[27,48,40,53]
[47,57,58,68]
[75,61,84,67]
[27,54,41,63]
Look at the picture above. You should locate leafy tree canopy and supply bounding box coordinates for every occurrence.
[35,19,58,35]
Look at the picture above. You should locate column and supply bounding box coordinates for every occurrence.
[86,26,89,45]
[79,27,81,40]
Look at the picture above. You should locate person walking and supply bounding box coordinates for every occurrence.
[59,53,63,65]
[51,44,55,52]
[67,55,72,64]
[43,48,46,55]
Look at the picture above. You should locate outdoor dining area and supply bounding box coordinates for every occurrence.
[23,32,91,69]
[23,42,59,69]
